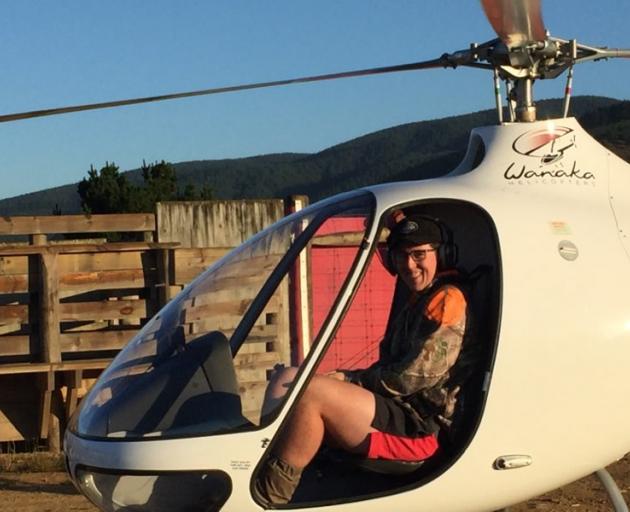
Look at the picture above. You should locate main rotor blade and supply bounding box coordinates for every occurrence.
[481,0,546,47]
[0,58,447,123]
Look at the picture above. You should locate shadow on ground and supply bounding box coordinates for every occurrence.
[0,475,78,496]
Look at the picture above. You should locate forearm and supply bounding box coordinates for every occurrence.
[359,323,465,397]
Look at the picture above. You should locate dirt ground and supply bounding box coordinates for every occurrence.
[0,456,627,511]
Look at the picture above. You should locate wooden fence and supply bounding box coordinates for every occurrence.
[0,200,292,450]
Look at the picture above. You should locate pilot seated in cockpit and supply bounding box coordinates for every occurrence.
[255,212,471,506]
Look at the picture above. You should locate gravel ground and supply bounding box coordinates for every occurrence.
[0,455,627,511]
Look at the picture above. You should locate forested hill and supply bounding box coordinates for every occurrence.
[1,96,629,216]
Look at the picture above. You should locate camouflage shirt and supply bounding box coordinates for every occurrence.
[345,277,468,435]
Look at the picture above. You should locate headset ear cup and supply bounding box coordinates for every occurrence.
[386,249,397,276]
[436,218,457,268]
[450,243,459,267]
[440,242,458,268]
[439,244,448,269]
[378,246,397,276]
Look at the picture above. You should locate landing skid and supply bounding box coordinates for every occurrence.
[596,468,629,512]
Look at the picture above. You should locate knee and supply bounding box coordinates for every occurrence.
[268,366,299,398]
[299,375,335,405]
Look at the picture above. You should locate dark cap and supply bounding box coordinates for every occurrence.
[386,215,443,249]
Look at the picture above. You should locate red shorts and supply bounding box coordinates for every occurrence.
[367,431,438,461]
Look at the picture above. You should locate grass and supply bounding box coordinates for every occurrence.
[0,443,65,473]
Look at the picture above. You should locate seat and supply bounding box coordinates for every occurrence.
[323,447,425,475]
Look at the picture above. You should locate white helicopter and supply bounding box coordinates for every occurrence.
[3,1,629,511]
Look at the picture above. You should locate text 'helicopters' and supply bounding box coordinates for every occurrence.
[3,0,628,510]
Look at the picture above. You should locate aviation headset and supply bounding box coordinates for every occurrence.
[384,214,458,275]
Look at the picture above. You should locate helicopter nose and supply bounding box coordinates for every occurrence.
[70,466,233,511]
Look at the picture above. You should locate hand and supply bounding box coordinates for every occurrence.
[325,371,346,381]
[443,385,461,418]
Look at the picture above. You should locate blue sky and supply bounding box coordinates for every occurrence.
[1,1,629,201]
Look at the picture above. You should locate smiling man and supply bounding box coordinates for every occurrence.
[255,213,469,506]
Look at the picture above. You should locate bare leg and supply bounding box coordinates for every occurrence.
[255,372,377,505]
[274,375,376,469]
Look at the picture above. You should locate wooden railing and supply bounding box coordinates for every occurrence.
[0,212,156,243]
[0,204,290,451]
[0,212,171,451]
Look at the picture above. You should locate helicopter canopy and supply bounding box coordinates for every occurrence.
[70,191,375,440]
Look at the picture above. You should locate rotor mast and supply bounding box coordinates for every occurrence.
[514,78,536,122]
[479,0,630,123]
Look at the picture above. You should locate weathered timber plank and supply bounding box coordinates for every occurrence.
[181,286,277,309]
[63,321,115,332]
[39,372,54,439]
[311,231,364,247]
[172,247,230,280]
[0,413,27,441]
[238,380,270,393]
[174,253,282,284]
[174,247,232,264]
[60,300,147,322]
[0,322,21,335]
[0,359,113,375]
[52,359,112,371]
[58,251,152,273]
[157,200,284,248]
[169,285,183,298]
[232,325,278,347]
[186,321,277,340]
[0,242,177,256]
[58,269,156,296]
[60,330,138,352]
[0,255,29,275]
[0,362,51,374]
[237,367,269,383]
[64,369,82,418]
[156,248,171,308]
[0,304,28,323]
[0,274,28,294]
[182,299,253,322]
[0,213,156,236]
[237,343,268,354]
[275,277,291,366]
[234,351,280,368]
[30,234,47,245]
[0,335,30,356]
[41,253,61,363]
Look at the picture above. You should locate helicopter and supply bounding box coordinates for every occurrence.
[3,0,630,511]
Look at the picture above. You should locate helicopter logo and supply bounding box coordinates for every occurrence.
[504,125,595,185]
[512,126,575,165]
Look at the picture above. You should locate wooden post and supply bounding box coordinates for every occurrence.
[156,248,172,309]
[39,251,62,452]
[38,370,62,452]
[30,233,47,245]
[64,369,83,419]
[40,252,61,363]
[285,195,311,365]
